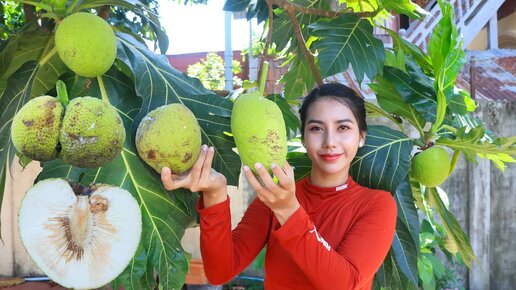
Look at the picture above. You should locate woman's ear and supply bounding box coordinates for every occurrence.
[359,132,367,148]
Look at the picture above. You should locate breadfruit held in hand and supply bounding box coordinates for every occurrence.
[231,91,287,174]
[136,103,202,174]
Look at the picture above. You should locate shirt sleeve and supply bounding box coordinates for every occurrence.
[197,196,272,285]
[272,191,397,290]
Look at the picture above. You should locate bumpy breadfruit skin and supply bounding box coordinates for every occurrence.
[60,97,125,168]
[55,12,117,77]
[411,146,451,187]
[136,103,202,174]
[11,96,64,161]
[231,92,287,174]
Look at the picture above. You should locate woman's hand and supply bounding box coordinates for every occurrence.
[243,162,300,225]
[161,144,227,207]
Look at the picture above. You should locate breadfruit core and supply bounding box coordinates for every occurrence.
[55,12,117,77]
[411,146,451,187]
[18,178,141,289]
[60,97,126,168]
[231,91,287,174]
[11,96,64,161]
[136,103,202,174]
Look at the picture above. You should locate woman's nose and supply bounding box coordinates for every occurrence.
[323,131,336,148]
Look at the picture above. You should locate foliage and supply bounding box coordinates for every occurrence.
[0,0,515,289]
[187,52,243,90]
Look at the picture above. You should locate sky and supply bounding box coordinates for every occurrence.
[155,0,260,55]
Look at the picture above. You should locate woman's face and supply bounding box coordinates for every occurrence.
[303,97,365,186]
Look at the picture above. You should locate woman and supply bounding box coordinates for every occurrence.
[161,83,397,290]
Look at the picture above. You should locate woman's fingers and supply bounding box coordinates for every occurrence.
[271,162,290,189]
[161,167,183,190]
[200,146,215,182]
[188,145,208,186]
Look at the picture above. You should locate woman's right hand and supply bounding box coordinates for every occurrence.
[161,145,227,205]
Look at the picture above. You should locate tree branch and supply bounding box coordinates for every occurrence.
[98,5,110,20]
[23,4,35,23]
[268,0,374,18]
[285,7,323,85]
[257,0,275,90]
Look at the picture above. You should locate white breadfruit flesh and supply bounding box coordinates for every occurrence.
[18,178,142,289]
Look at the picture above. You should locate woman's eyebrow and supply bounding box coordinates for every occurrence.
[337,119,354,123]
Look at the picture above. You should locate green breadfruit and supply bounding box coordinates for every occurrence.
[411,146,451,187]
[60,97,126,168]
[55,13,117,77]
[231,91,287,174]
[135,104,202,174]
[11,96,64,161]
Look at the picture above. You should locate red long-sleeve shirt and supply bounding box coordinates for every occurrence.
[197,176,397,290]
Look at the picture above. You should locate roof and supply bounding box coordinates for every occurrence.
[458,49,516,101]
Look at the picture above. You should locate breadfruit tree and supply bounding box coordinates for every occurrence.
[0,0,514,289]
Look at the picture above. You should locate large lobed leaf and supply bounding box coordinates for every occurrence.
[351,125,413,192]
[309,14,385,82]
[428,187,475,268]
[391,178,419,285]
[0,29,68,239]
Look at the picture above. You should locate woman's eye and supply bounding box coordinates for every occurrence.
[309,126,322,131]
[339,125,350,130]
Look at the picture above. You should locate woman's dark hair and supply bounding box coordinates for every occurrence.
[298,83,367,139]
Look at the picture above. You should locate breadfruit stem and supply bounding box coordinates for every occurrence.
[68,0,80,13]
[449,150,460,176]
[17,0,52,12]
[97,75,110,104]
[38,47,57,66]
[259,61,269,95]
[56,80,69,107]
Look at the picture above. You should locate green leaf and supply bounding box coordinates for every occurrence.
[1,23,50,80]
[428,187,475,267]
[112,243,156,290]
[391,178,419,284]
[370,67,426,135]
[448,89,476,115]
[380,0,426,19]
[76,0,169,54]
[386,29,433,75]
[280,56,315,102]
[386,63,437,124]
[351,125,413,192]
[271,0,330,53]
[0,62,35,212]
[266,94,300,139]
[116,32,241,186]
[436,126,516,170]
[37,69,198,289]
[310,14,385,82]
[223,0,251,12]
[374,250,418,290]
[428,0,466,128]
[287,151,312,182]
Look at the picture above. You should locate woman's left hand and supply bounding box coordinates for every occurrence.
[243,161,300,225]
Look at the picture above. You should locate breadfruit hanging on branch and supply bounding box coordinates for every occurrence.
[10,81,126,168]
[55,12,117,77]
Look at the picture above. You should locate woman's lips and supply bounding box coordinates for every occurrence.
[319,153,342,162]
